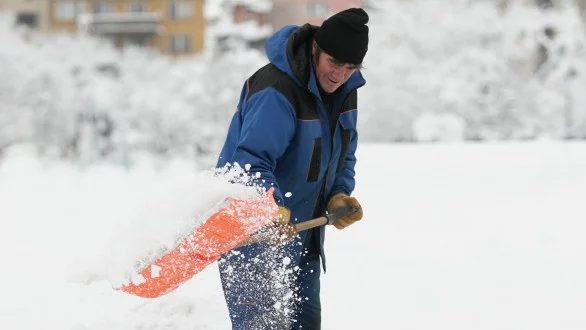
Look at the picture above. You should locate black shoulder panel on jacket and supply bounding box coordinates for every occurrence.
[246,64,318,121]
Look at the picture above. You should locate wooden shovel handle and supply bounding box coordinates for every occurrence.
[294,206,359,232]
[237,206,360,248]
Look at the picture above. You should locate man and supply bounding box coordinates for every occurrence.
[215,7,369,330]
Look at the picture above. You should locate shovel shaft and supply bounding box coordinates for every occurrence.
[238,206,360,247]
[293,216,328,232]
[294,205,359,231]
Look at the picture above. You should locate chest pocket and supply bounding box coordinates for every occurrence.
[306,137,322,182]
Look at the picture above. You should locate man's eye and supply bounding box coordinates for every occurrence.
[329,59,344,68]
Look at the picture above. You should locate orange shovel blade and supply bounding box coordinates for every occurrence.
[119,191,277,298]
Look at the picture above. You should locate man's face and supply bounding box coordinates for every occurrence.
[312,41,360,94]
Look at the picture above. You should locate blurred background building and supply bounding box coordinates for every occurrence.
[4,0,583,56]
[0,0,51,31]
[0,0,366,55]
[0,0,206,56]
[270,0,362,30]
[209,0,363,52]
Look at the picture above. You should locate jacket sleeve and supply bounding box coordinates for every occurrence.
[329,127,358,199]
[230,87,296,206]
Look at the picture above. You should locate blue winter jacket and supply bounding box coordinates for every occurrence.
[216,23,366,270]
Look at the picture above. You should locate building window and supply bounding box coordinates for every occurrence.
[168,34,192,53]
[123,35,151,47]
[93,1,115,14]
[128,1,148,13]
[536,0,554,9]
[307,2,329,17]
[16,12,39,29]
[168,1,193,20]
[55,1,83,21]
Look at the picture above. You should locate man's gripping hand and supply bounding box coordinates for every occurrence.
[270,206,297,244]
[327,193,363,229]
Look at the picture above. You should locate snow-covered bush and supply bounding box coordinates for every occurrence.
[1,0,586,167]
[412,112,466,142]
[360,0,586,142]
[0,12,267,168]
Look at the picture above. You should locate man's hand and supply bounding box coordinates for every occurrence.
[269,206,297,244]
[327,193,363,229]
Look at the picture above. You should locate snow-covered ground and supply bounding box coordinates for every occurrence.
[1,141,585,330]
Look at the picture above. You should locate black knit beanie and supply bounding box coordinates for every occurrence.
[314,8,369,65]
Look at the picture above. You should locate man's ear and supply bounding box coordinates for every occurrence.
[311,40,317,56]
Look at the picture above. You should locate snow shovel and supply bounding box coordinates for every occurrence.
[118,189,359,299]
[236,204,360,247]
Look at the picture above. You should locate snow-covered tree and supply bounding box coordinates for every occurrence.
[1,0,586,166]
[0,12,267,168]
[359,0,586,141]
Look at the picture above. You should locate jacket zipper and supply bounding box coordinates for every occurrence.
[309,86,359,219]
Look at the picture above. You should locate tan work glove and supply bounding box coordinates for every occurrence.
[237,206,297,247]
[327,193,363,229]
[268,206,297,244]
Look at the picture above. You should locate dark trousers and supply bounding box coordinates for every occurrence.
[220,230,322,330]
[292,250,322,330]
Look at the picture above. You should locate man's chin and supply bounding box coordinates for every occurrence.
[324,84,339,94]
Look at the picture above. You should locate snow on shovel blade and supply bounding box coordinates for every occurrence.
[118,188,278,299]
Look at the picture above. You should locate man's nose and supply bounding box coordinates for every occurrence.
[332,68,346,81]
[333,67,352,81]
